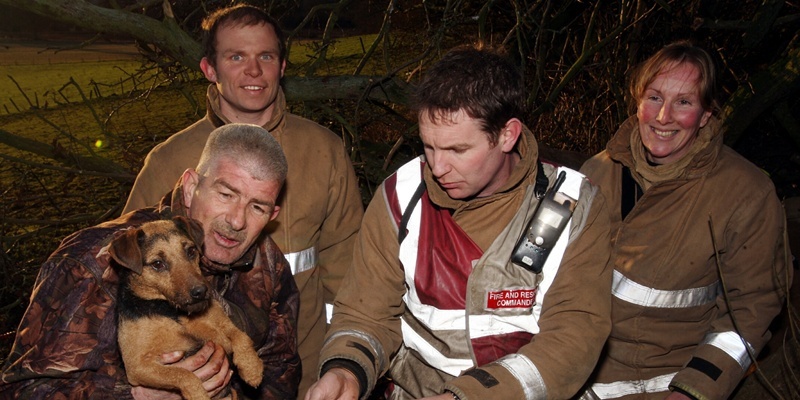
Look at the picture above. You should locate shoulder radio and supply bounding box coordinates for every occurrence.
[511,171,577,274]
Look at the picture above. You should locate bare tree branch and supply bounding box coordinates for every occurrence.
[0,0,202,69]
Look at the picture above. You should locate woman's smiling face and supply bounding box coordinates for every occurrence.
[637,62,712,165]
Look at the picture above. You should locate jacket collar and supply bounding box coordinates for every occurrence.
[424,123,539,210]
[155,180,258,275]
[205,84,287,133]
[607,115,723,184]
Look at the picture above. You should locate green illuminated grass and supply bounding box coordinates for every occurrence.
[0,60,164,114]
[0,34,382,115]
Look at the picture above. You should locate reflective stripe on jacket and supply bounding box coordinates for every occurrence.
[385,156,584,397]
[581,116,790,400]
[122,85,364,398]
[320,125,613,400]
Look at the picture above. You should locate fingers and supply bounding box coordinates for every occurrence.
[161,341,215,370]
[305,369,360,400]
[130,385,182,400]
[156,341,232,398]
[197,342,232,395]
[158,349,186,365]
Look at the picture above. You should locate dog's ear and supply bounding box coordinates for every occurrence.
[108,228,144,274]
[173,216,205,247]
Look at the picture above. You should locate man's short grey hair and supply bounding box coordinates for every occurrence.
[196,123,287,184]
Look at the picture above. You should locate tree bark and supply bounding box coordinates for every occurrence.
[0,0,202,70]
[0,129,133,180]
[284,75,408,103]
[0,0,409,105]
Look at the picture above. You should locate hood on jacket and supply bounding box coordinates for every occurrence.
[205,84,288,134]
[606,115,724,186]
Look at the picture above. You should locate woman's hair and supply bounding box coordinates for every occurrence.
[630,40,718,112]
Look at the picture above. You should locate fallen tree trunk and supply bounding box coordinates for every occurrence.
[0,129,133,180]
[284,75,408,104]
[0,0,202,70]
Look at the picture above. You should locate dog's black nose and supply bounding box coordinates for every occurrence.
[190,285,208,300]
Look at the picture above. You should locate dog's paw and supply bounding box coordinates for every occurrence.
[181,382,213,400]
[234,349,264,388]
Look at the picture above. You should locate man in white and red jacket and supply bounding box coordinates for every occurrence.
[306,46,614,400]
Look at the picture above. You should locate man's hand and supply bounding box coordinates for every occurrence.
[130,341,233,399]
[418,394,454,400]
[304,367,361,400]
[664,391,692,400]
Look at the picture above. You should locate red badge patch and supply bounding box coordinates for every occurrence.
[486,288,537,309]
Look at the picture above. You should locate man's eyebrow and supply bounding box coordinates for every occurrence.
[430,142,470,151]
[219,47,279,54]
[214,178,240,195]
[214,179,274,208]
[252,198,275,208]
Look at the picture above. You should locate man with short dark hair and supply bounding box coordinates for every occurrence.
[1,123,300,399]
[306,46,614,400]
[123,5,364,397]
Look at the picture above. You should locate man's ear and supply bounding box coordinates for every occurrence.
[269,205,281,222]
[200,57,218,82]
[280,58,287,79]
[182,169,200,211]
[499,118,523,153]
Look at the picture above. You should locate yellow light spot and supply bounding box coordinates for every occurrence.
[95,140,103,148]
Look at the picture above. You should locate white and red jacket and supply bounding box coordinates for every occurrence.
[388,157,583,376]
[320,127,613,400]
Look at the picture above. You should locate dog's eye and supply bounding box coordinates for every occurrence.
[149,260,167,271]
[186,245,198,259]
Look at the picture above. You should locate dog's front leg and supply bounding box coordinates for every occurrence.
[119,319,214,400]
[128,362,211,400]
[185,300,264,389]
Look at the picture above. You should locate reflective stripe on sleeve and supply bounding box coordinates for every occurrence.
[325,303,334,324]
[400,318,473,376]
[284,246,318,275]
[702,331,753,369]
[591,372,676,399]
[495,353,546,400]
[324,329,388,372]
[612,270,719,308]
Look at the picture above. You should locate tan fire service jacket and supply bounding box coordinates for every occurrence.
[580,116,791,400]
[123,85,364,398]
[320,126,613,400]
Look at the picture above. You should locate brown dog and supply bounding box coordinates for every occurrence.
[109,216,263,400]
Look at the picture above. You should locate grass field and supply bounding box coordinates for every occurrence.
[0,34,380,115]
[0,60,163,114]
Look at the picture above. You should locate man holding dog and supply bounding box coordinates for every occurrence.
[306,46,613,400]
[122,5,364,398]
[1,123,300,399]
